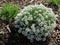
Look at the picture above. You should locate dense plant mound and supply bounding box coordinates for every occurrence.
[15,4,56,42]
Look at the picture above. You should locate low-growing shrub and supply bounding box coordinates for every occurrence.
[0,3,19,23]
[15,4,56,42]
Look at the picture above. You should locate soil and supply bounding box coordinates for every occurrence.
[0,20,9,45]
[0,0,60,45]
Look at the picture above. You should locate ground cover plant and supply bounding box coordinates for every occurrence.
[15,4,56,42]
[0,3,19,23]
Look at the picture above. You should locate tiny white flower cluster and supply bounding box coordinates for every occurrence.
[15,4,56,42]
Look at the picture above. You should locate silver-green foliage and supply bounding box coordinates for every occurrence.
[15,4,56,42]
